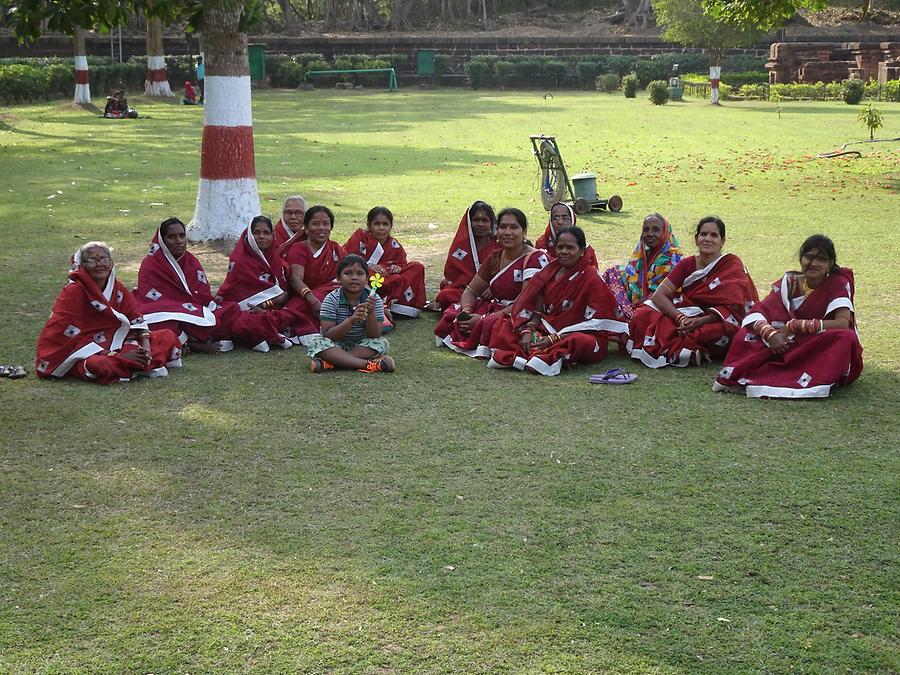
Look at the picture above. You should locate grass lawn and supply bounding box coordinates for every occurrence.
[1,89,898,673]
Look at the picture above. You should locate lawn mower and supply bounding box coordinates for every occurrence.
[530,134,623,215]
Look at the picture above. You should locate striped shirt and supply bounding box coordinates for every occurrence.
[320,287,384,344]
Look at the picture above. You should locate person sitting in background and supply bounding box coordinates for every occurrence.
[183,80,198,105]
[103,90,137,118]
[274,195,306,249]
[431,200,498,312]
[216,216,299,352]
[36,242,181,384]
[488,226,627,376]
[714,234,862,398]
[435,207,548,358]
[602,213,683,321]
[137,217,239,354]
[307,254,394,374]
[343,206,426,318]
[535,202,575,260]
[628,216,758,368]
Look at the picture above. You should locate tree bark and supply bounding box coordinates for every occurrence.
[280,0,296,29]
[145,15,174,97]
[325,0,339,30]
[188,1,261,244]
[73,27,90,104]
[709,50,723,105]
[390,0,412,29]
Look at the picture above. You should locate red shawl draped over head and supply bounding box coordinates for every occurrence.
[217,223,288,310]
[283,237,344,300]
[36,252,150,379]
[717,267,862,398]
[628,253,759,368]
[137,227,217,331]
[534,202,598,267]
[441,203,498,292]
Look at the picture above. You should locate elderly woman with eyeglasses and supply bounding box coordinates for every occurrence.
[36,241,182,383]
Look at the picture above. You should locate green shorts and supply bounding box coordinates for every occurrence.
[306,335,389,358]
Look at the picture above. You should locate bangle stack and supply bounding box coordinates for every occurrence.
[787,318,824,335]
[262,299,275,310]
[548,333,560,344]
[300,288,313,300]
[753,320,778,343]
[675,313,689,327]
[138,331,151,338]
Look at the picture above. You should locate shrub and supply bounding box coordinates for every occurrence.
[739,83,768,100]
[723,54,767,72]
[622,73,638,98]
[826,81,843,100]
[576,61,602,89]
[542,59,568,85]
[272,60,303,88]
[603,55,638,77]
[464,59,493,89]
[842,78,865,104]
[720,71,768,87]
[863,78,880,100]
[376,53,407,71]
[635,59,665,86]
[858,102,884,139]
[495,60,516,87]
[647,79,670,105]
[434,54,449,76]
[594,73,620,93]
[881,80,900,102]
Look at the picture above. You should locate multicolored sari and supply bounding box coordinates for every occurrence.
[137,227,240,344]
[344,228,426,317]
[487,248,627,375]
[435,204,498,309]
[628,253,759,368]
[602,217,683,321]
[715,267,862,398]
[435,248,549,357]
[216,224,301,347]
[36,257,181,384]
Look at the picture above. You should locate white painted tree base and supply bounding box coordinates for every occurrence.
[188,177,261,242]
[74,83,91,104]
[145,80,174,97]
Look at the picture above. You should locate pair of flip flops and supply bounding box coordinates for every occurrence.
[590,368,636,384]
[0,365,27,380]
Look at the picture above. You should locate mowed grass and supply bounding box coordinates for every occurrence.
[0,90,898,673]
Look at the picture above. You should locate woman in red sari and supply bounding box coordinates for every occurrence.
[535,202,575,259]
[715,234,862,398]
[432,201,498,311]
[281,205,345,340]
[435,207,549,358]
[628,216,759,368]
[273,195,306,249]
[344,206,427,318]
[36,242,182,384]
[137,217,240,353]
[487,226,628,376]
[216,216,298,352]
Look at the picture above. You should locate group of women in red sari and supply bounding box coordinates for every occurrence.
[35,195,862,398]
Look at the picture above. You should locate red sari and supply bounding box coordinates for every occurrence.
[435,206,498,310]
[137,228,241,345]
[628,253,759,368]
[715,268,862,398]
[216,225,304,348]
[487,248,627,375]
[272,218,297,250]
[282,236,344,300]
[534,203,598,267]
[36,265,181,384]
[435,248,549,358]
[344,228,426,317]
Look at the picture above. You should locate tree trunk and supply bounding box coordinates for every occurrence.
[188,1,260,244]
[281,0,296,29]
[325,0,339,30]
[73,27,90,105]
[481,0,488,23]
[145,16,174,96]
[390,0,412,29]
[709,50,723,105]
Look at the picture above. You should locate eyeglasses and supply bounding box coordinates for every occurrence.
[284,209,304,216]
[83,256,111,265]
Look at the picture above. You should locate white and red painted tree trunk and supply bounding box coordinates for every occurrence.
[187,3,260,242]
[709,65,722,105]
[73,28,90,104]
[145,16,174,97]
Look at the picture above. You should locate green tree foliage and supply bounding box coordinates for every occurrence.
[702,0,827,31]
[653,0,763,67]
[857,102,883,139]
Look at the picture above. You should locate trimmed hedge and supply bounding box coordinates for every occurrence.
[647,80,670,105]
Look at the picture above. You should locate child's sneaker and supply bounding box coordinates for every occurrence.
[310,357,335,373]
[358,355,395,373]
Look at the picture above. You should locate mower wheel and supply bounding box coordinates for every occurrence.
[607,195,623,212]
[573,198,591,215]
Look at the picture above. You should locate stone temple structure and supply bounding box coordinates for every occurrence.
[766,41,900,83]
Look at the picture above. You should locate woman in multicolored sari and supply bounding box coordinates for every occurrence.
[714,234,862,398]
[487,226,628,376]
[36,241,182,384]
[432,201,498,312]
[137,217,240,353]
[628,216,758,368]
[343,206,427,318]
[435,207,549,358]
[602,213,683,321]
[216,216,298,352]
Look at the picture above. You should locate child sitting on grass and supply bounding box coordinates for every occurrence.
[308,254,395,373]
